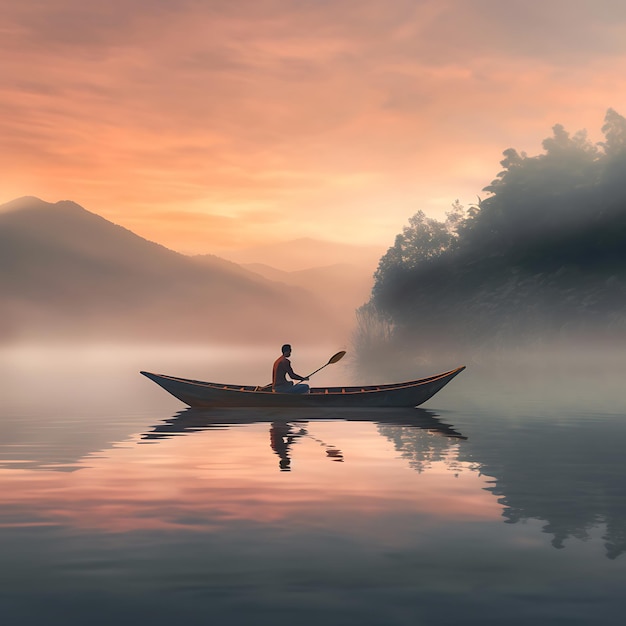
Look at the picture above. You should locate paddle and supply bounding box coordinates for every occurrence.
[303,350,346,380]
[258,350,347,391]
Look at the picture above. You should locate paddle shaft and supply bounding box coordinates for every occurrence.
[302,362,331,380]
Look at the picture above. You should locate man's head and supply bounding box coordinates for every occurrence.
[281,344,292,356]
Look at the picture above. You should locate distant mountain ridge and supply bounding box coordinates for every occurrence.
[206,237,383,330]
[241,262,375,323]
[217,237,384,272]
[0,197,345,344]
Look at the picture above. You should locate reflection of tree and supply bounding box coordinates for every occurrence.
[456,414,626,560]
[377,407,626,560]
[377,424,465,474]
[604,517,626,561]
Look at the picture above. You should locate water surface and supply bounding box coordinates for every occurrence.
[1,345,625,625]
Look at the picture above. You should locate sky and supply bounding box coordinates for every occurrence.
[2,0,626,255]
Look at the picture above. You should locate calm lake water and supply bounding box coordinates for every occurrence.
[1,345,625,626]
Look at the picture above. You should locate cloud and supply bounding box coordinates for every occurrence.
[119,206,287,253]
[1,0,626,251]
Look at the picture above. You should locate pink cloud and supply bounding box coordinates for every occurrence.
[1,0,625,251]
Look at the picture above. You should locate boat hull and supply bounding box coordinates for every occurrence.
[140,366,465,408]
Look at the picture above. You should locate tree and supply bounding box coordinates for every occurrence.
[601,108,626,158]
[362,108,626,362]
[600,109,626,207]
[376,209,460,274]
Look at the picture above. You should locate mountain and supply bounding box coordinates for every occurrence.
[0,197,343,344]
[216,237,385,272]
[242,262,375,324]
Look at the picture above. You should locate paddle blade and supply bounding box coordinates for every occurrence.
[327,350,346,365]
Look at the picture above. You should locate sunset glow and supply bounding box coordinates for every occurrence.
[0,422,498,534]
[2,1,626,253]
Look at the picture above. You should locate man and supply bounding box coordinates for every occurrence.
[272,344,310,394]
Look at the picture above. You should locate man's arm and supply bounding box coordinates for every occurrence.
[286,360,309,381]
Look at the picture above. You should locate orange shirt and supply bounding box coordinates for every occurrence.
[272,355,296,387]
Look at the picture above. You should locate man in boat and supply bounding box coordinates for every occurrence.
[272,344,310,393]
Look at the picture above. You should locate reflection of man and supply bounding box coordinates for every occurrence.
[272,344,310,394]
[269,422,306,471]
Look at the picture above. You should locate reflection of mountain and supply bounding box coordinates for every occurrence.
[0,411,145,472]
[0,197,339,343]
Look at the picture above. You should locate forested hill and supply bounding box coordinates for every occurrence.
[358,108,626,364]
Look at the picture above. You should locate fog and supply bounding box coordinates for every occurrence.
[1,342,357,403]
[352,110,626,378]
[351,328,626,387]
[1,197,370,346]
[4,340,626,403]
[3,341,626,561]
[3,114,626,385]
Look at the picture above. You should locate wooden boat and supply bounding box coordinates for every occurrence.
[140,366,465,408]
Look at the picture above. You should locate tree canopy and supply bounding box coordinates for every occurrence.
[360,108,626,360]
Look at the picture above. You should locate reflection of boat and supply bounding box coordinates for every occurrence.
[140,406,467,441]
[140,366,466,408]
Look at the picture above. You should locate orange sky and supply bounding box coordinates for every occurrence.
[2,0,626,254]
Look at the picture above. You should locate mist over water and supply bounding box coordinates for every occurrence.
[1,343,625,625]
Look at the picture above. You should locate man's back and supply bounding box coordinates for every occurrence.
[272,344,309,394]
[272,355,291,387]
